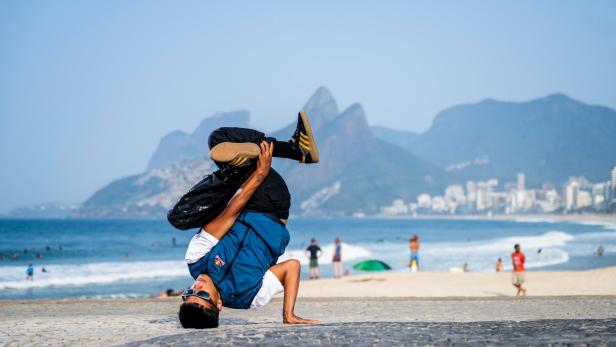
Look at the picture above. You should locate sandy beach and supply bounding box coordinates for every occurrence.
[297,266,616,297]
[2,267,616,346]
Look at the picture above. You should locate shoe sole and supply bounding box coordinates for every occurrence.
[209,142,261,165]
[299,109,319,163]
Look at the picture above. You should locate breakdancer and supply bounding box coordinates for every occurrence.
[174,111,320,328]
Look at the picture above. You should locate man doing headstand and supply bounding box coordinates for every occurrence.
[175,111,320,328]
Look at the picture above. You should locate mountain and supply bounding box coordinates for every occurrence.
[147,111,249,170]
[273,98,448,215]
[71,158,214,219]
[406,94,616,186]
[371,126,419,150]
[73,87,451,218]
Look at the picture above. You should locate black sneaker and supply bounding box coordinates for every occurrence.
[209,142,260,167]
[289,110,319,163]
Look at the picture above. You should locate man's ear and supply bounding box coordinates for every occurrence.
[216,299,223,312]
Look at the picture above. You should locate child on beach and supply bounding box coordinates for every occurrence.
[172,112,320,329]
[25,263,34,281]
[409,235,420,270]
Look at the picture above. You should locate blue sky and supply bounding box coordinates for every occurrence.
[1,1,615,212]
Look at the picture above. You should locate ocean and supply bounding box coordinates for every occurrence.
[0,217,615,300]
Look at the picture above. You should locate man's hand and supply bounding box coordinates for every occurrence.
[202,141,272,240]
[255,141,273,181]
[269,260,321,325]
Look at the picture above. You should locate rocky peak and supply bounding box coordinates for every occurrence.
[303,87,339,131]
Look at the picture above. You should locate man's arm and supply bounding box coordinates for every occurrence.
[203,141,273,240]
[269,260,320,324]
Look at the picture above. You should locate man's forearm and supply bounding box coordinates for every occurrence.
[269,260,301,319]
[203,141,273,239]
[203,169,266,239]
[223,169,267,217]
[269,260,319,324]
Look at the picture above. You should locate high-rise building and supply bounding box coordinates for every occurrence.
[565,181,580,211]
[611,166,616,191]
[517,172,525,191]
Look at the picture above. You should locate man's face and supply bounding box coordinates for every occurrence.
[185,274,223,312]
[515,245,521,253]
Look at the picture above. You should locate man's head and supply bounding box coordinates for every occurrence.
[514,244,521,252]
[311,238,317,245]
[178,274,223,329]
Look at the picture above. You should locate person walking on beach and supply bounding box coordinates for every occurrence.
[511,244,527,296]
[409,234,420,271]
[495,258,504,272]
[305,238,322,280]
[25,263,34,281]
[332,237,343,278]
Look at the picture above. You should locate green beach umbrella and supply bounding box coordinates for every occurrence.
[352,259,392,272]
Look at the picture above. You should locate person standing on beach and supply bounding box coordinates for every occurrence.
[332,237,343,278]
[409,234,420,271]
[305,238,322,279]
[25,263,34,281]
[495,258,504,272]
[511,244,527,296]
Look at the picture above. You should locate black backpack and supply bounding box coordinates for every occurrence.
[167,169,247,230]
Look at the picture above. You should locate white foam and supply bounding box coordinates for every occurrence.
[279,242,371,265]
[0,260,188,290]
[568,220,616,230]
[514,218,558,224]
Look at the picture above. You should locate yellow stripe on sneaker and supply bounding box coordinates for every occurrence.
[235,157,247,166]
[299,136,310,147]
[299,132,309,141]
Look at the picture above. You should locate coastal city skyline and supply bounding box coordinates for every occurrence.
[381,166,616,217]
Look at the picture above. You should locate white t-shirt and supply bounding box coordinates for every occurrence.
[185,229,283,308]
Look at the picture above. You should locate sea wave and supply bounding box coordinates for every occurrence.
[567,220,616,230]
[514,217,558,224]
[0,260,188,290]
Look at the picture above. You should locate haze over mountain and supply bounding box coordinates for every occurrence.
[67,88,616,219]
[374,94,616,187]
[71,87,450,218]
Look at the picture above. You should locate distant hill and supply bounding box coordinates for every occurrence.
[272,92,448,215]
[71,159,214,219]
[375,94,616,186]
[371,126,419,150]
[5,202,78,219]
[72,90,615,218]
[73,87,450,218]
[147,111,249,170]
[410,94,616,186]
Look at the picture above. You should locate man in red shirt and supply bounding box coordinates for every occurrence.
[511,244,526,296]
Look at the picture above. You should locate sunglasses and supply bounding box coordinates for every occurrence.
[182,289,217,310]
